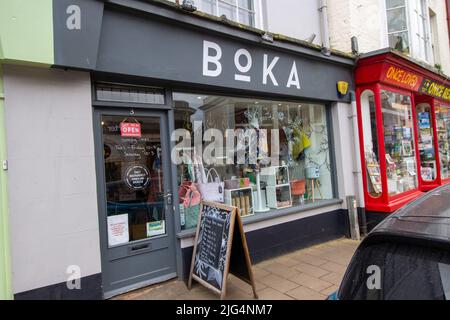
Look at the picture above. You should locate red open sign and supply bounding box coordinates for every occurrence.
[120,122,141,137]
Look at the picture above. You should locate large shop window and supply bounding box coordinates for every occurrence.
[435,103,450,180]
[360,90,383,198]
[381,90,418,195]
[173,93,334,230]
[416,103,436,182]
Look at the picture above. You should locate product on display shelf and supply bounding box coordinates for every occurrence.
[260,165,292,209]
[224,187,254,217]
[260,165,290,186]
[365,151,382,195]
[266,184,292,209]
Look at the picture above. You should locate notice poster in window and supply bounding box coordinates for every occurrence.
[107,214,129,246]
[418,112,431,129]
[147,220,165,237]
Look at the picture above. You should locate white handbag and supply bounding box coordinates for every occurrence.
[197,168,224,203]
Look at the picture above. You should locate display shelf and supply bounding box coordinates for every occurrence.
[260,166,290,186]
[224,187,254,217]
[266,184,292,209]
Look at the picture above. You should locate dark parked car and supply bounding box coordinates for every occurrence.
[330,184,450,300]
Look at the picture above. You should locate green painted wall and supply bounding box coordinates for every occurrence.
[0,65,12,300]
[0,0,54,66]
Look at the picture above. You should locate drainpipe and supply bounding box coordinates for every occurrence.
[318,0,331,56]
[0,65,13,300]
[349,90,367,236]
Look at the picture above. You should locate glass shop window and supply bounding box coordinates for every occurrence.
[173,93,334,230]
[435,104,450,180]
[360,90,383,198]
[416,103,436,181]
[381,90,418,196]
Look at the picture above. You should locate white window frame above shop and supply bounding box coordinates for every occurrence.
[382,0,434,65]
[195,0,263,29]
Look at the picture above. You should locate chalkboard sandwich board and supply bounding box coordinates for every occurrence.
[188,201,258,300]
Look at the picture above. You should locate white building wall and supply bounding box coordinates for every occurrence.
[331,102,362,208]
[264,0,323,46]
[328,0,353,53]
[328,0,385,54]
[3,65,101,294]
[428,0,450,75]
[328,0,450,76]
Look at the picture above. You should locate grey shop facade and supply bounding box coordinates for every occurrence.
[43,0,355,299]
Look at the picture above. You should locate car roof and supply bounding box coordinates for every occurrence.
[370,184,450,243]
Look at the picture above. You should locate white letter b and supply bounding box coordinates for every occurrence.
[203,40,222,77]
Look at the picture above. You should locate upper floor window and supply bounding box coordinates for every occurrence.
[386,0,410,55]
[412,0,431,63]
[197,0,257,27]
[385,0,433,64]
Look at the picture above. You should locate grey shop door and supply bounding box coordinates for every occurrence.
[94,109,177,299]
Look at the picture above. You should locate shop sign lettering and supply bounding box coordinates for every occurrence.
[419,79,450,102]
[383,65,422,91]
[202,40,301,89]
[120,122,141,138]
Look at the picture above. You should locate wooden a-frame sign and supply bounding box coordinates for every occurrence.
[188,201,258,300]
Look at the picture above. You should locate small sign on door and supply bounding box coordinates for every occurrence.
[120,121,141,137]
[107,214,130,246]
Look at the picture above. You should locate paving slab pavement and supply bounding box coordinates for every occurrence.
[115,238,360,300]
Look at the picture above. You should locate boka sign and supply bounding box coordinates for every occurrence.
[54,2,353,101]
[202,40,301,90]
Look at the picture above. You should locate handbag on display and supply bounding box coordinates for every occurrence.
[178,181,201,229]
[178,181,201,208]
[197,168,224,203]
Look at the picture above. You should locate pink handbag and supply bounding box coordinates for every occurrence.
[178,182,201,208]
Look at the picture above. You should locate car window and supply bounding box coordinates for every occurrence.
[338,242,450,300]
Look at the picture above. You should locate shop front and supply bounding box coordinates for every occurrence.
[2,0,355,299]
[355,50,450,217]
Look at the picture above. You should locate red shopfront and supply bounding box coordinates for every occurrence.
[355,51,450,213]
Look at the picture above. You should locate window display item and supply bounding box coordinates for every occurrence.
[266,184,292,209]
[260,166,290,186]
[306,178,323,202]
[178,182,201,229]
[366,152,383,196]
[292,129,311,160]
[224,179,240,190]
[305,165,320,179]
[197,168,224,203]
[290,179,306,196]
[254,171,270,212]
[224,187,254,217]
